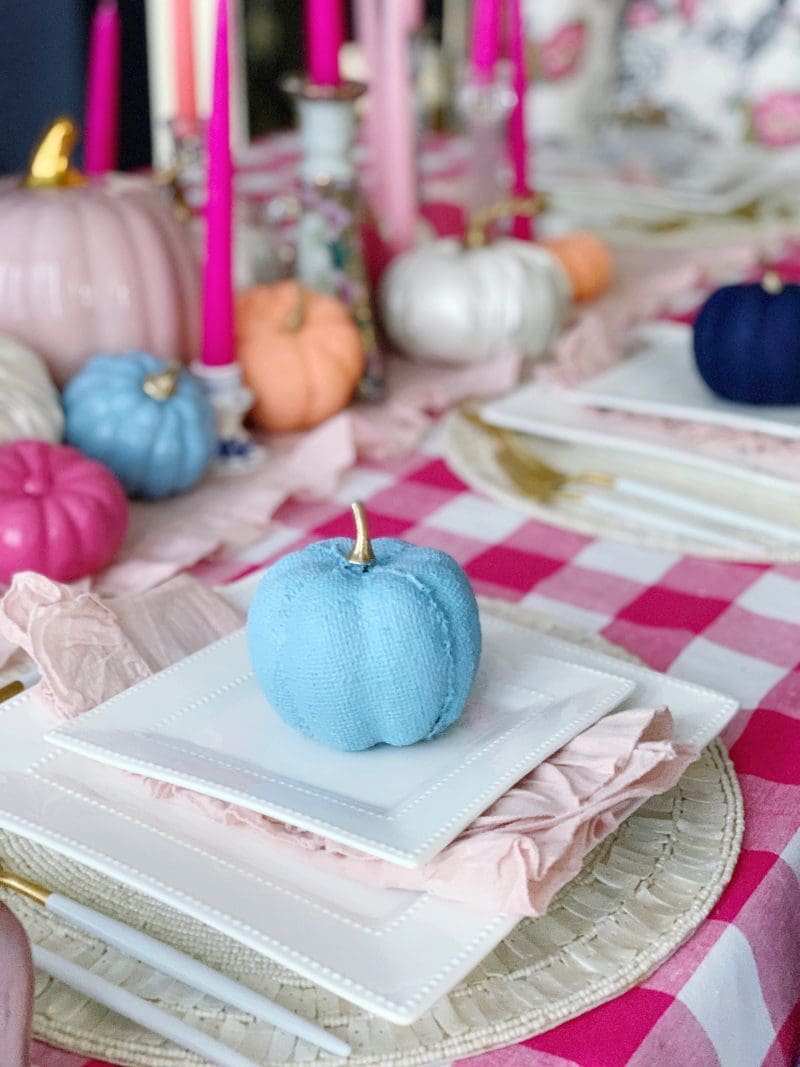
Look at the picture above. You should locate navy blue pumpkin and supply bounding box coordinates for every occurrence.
[693,272,800,405]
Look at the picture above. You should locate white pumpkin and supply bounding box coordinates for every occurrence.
[0,335,63,443]
[379,238,571,364]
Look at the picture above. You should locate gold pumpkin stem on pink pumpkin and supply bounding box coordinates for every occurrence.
[24,117,86,189]
[348,500,376,567]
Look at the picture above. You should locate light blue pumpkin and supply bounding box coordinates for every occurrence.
[247,502,482,752]
[63,353,216,499]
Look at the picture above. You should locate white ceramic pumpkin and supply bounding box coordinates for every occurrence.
[379,238,571,364]
[0,335,63,444]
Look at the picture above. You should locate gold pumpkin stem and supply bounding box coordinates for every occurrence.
[761,270,784,295]
[465,194,546,249]
[347,501,376,567]
[24,117,86,188]
[143,362,182,401]
[285,284,307,332]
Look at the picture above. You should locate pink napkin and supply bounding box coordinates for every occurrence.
[0,573,697,918]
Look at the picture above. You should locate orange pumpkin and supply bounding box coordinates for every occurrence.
[542,232,614,302]
[236,281,365,433]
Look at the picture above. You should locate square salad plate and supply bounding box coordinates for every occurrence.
[0,605,738,1023]
[561,322,800,439]
[45,612,636,868]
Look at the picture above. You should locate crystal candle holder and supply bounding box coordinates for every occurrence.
[283,75,384,401]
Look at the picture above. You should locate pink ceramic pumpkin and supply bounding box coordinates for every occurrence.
[0,119,199,386]
[0,440,129,584]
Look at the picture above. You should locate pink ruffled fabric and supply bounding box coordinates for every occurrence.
[0,573,697,917]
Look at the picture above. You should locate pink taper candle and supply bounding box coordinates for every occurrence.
[173,0,197,125]
[381,0,419,254]
[507,0,534,240]
[84,0,120,175]
[201,0,235,367]
[305,0,344,86]
[471,0,502,85]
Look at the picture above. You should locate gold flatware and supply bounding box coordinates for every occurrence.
[461,409,784,552]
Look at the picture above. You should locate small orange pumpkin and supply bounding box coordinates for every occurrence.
[542,232,614,302]
[236,281,365,433]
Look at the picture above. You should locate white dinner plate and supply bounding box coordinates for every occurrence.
[563,323,800,438]
[45,615,635,867]
[0,602,738,1024]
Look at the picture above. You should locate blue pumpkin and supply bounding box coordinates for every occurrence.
[63,353,216,499]
[693,272,800,405]
[247,502,482,752]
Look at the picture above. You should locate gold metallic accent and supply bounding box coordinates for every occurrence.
[281,74,366,103]
[347,501,376,567]
[285,285,306,332]
[0,866,50,906]
[463,408,605,502]
[154,167,193,224]
[143,362,182,402]
[24,117,86,189]
[761,270,784,295]
[465,194,547,249]
[0,680,24,703]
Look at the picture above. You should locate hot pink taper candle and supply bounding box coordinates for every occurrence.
[507,0,533,240]
[471,0,502,85]
[201,0,235,367]
[84,0,121,175]
[305,0,344,86]
[173,0,197,125]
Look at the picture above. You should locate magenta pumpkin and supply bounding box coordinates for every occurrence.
[0,440,129,584]
[0,119,199,386]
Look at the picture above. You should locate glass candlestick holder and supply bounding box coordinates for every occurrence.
[167,116,208,187]
[457,64,516,216]
[282,75,384,401]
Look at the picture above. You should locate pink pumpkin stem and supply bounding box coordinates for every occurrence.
[0,904,33,1067]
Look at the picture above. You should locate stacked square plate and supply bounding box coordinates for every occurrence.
[0,576,738,1024]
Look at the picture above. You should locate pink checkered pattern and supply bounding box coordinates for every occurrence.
[32,446,800,1067]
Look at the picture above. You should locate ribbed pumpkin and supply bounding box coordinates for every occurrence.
[0,119,199,387]
[542,233,614,301]
[63,353,216,499]
[0,335,63,444]
[0,439,128,583]
[236,281,365,433]
[693,271,800,405]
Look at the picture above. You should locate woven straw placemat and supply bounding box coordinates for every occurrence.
[444,408,800,563]
[1,600,743,1066]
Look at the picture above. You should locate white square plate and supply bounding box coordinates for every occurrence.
[45,614,635,867]
[563,323,800,439]
[0,605,738,1024]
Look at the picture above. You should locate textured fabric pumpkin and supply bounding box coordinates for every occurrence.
[0,119,199,387]
[693,272,800,405]
[542,232,614,301]
[64,353,216,499]
[0,335,63,444]
[247,502,482,752]
[0,439,128,584]
[236,281,365,433]
[379,238,570,363]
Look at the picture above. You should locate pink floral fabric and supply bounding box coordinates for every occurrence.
[617,0,800,147]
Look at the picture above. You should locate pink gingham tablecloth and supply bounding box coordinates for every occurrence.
[32,437,800,1067]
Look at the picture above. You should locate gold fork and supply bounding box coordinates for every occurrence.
[460,409,788,552]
